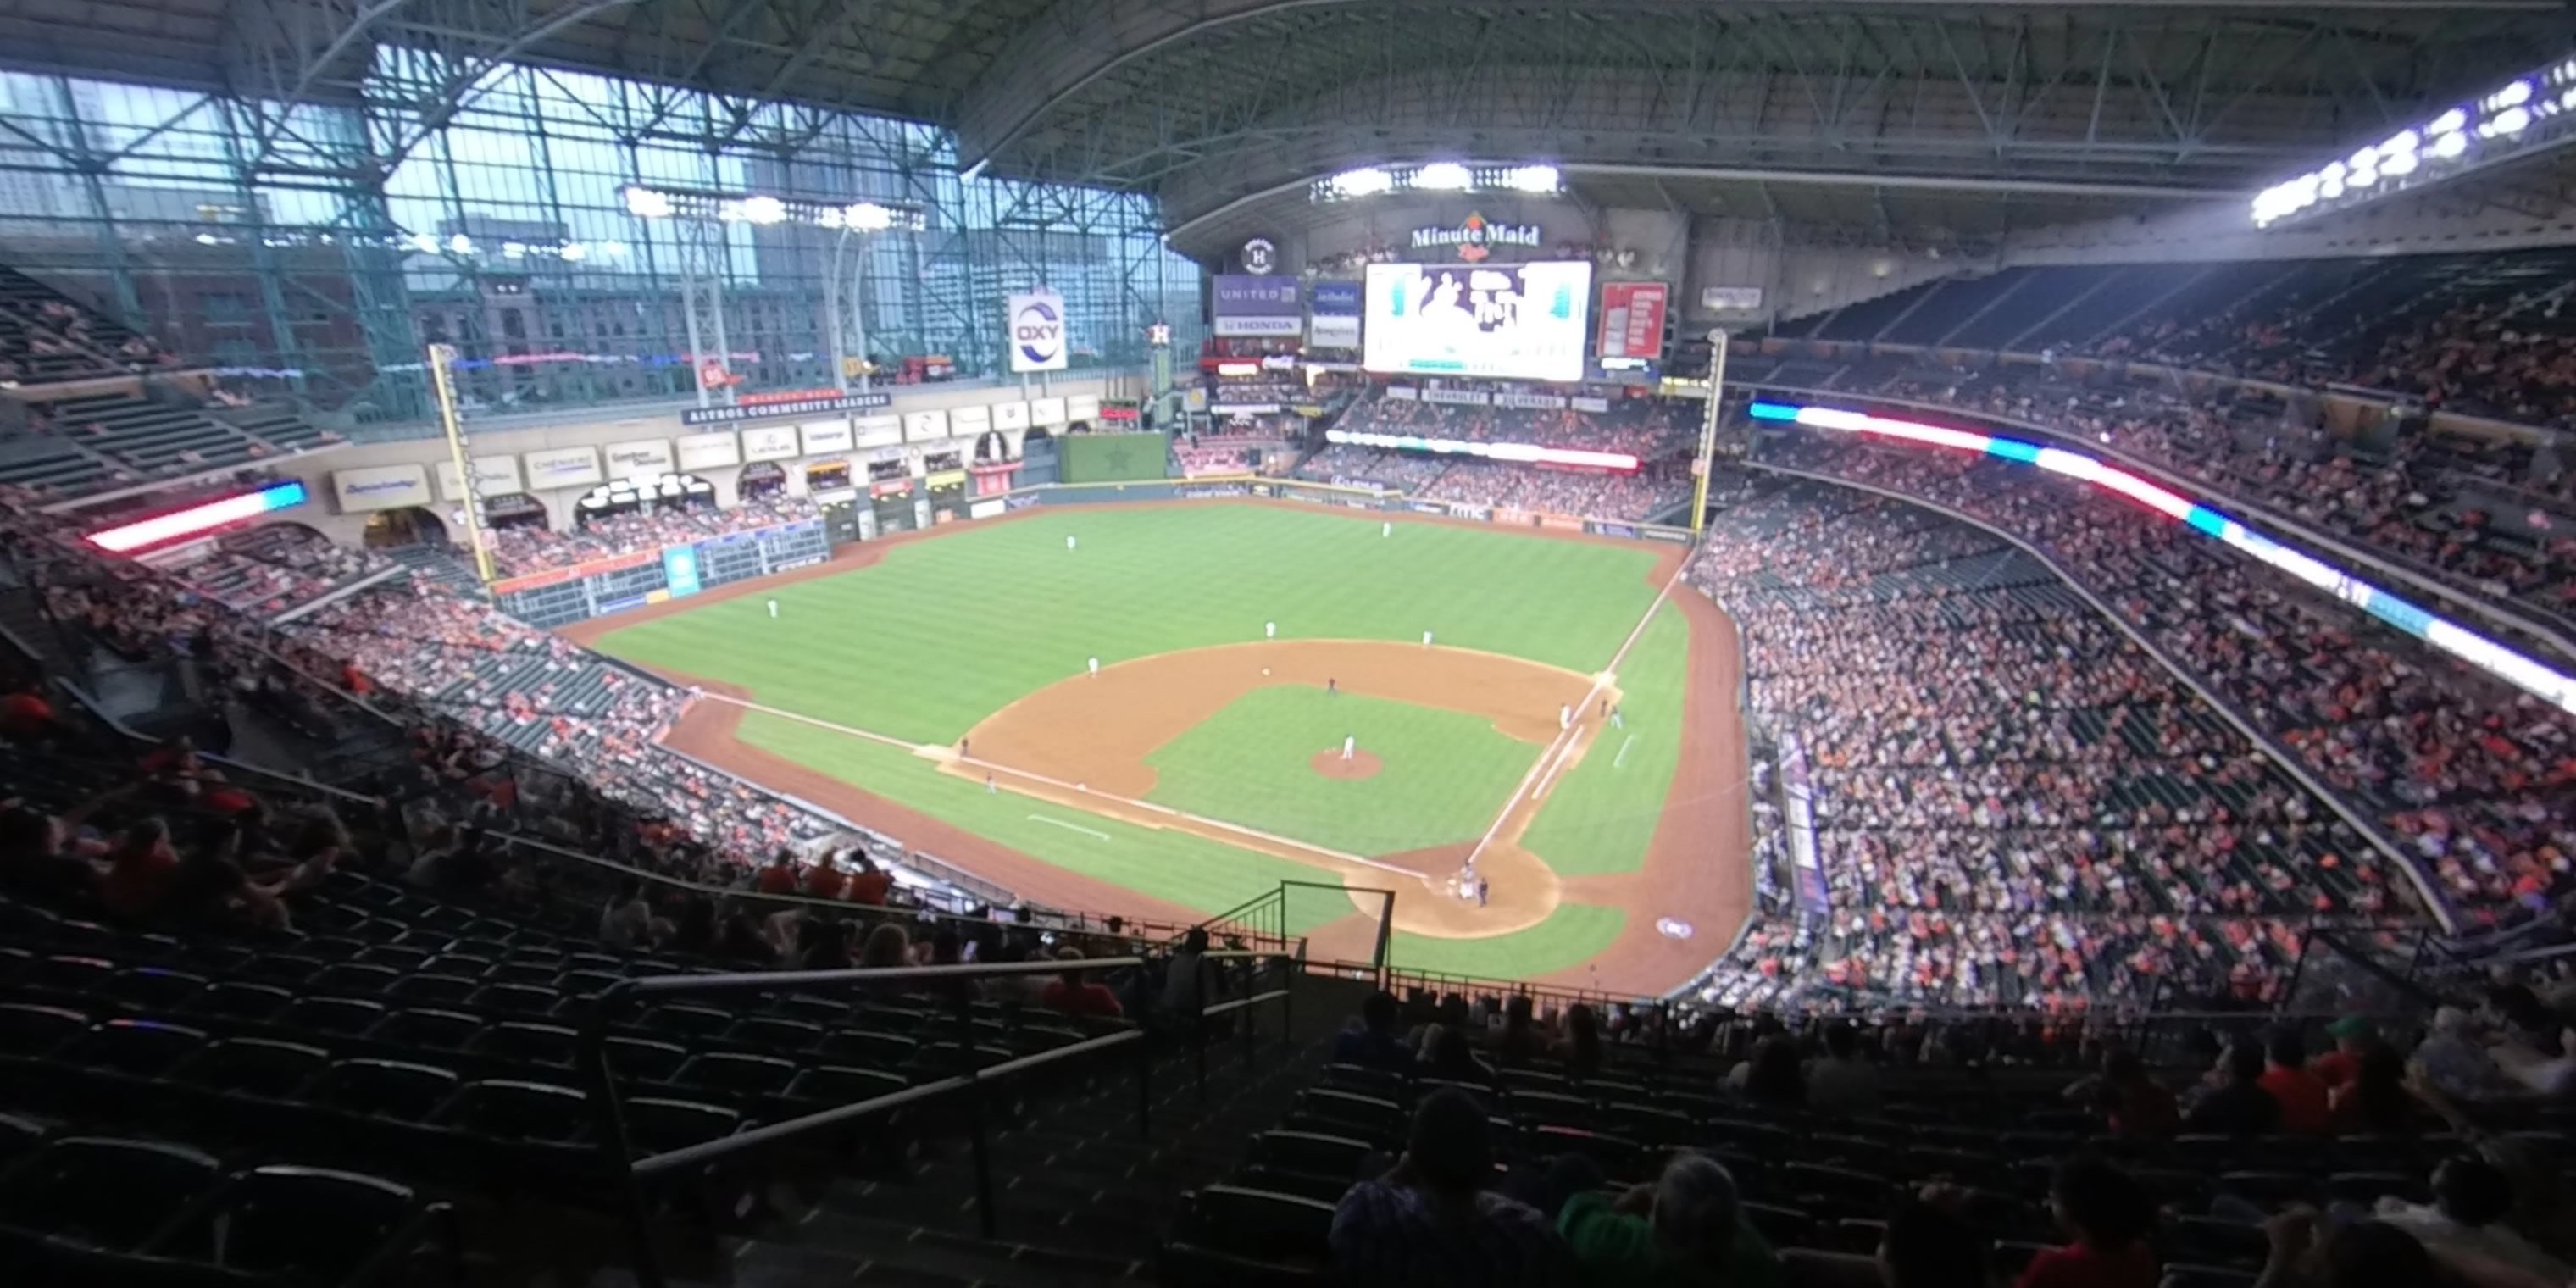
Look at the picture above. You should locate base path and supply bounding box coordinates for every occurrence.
[562,497,1753,997]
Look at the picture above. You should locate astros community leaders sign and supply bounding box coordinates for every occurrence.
[1008,289,1069,374]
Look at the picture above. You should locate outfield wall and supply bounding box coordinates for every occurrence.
[510,481,1690,630]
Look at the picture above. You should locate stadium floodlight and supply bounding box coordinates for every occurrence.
[1412,162,1473,191]
[731,195,788,225]
[1496,164,1561,193]
[843,202,895,231]
[447,234,475,254]
[622,186,674,219]
[1326,166,1395,198]
[2251,50,2576,230]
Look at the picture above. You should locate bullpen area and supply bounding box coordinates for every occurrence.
[566,500,1748,995]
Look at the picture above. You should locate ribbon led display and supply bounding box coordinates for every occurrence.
[1747,400,2576,715]
[84,481,310,554]
[1324,428,1640,471]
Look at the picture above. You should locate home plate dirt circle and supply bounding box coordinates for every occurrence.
[1308,749,1384,780]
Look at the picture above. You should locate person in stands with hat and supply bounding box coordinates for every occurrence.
[2310,1017,2375,1089]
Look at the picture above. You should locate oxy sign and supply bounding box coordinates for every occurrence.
[1007,290,1068,373]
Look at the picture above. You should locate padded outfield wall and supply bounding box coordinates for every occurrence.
[1057,432,1172,484]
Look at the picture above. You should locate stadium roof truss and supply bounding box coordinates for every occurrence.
[1,0,2567,264]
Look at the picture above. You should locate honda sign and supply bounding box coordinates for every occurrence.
[1008,290,1068,373]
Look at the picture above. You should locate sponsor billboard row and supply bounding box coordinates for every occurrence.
[1212,275,1303,337]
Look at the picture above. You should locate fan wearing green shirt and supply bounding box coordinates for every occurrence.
[1556,1152,1782,1288]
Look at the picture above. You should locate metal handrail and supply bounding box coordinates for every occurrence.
[579,950,1296,1288]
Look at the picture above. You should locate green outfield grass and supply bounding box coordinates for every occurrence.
[1518,609,1691,876]
[1144,688,1533,857]
[591,503,1693,975]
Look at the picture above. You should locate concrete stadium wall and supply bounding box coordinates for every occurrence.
[1685,217,1964,328]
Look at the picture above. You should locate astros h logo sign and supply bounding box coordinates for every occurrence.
[1013,299,1063,367]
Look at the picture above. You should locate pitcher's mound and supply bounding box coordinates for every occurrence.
[1309,749,1383,780]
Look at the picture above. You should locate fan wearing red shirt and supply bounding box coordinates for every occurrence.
[804,861,845,902]
[754,850,801,896]
[2016,1158,2157,1288]
[2257,1030,2334,1135]
[1038,948,1123,1018]
[845,858,894,908]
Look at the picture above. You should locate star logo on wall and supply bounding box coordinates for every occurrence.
[1105,444,1135,474]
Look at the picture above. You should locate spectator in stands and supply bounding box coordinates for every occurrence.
[600,877,653,948]
[2068,1049,2179,1141]
[97,815,180,917]
[805,858,845,902]
[1420,1024,1496,1085]
[2374,1157,2574,1283]
[1496,994,1544,1067]
[2330,1045,2419,1135]
[1807,1023,1881,1114]
[2410,1007,2525,1104]
[2261,1029,2334,1134]
[1334,990,1416,1074]
[1162,925,1218,1020]
[2017,1158,2157,1288]
[2257,1213,2443,1288]
[845,854,893,907]
[756,848,799,895]
[1557,1003,1604,1079]
[1039,947,1123,1018]
[858,922,909,969]
[1730,1035,1807,1108]
[1330,1087,1574,1288]
[2186,1041,2284,1136]
[2311,1017,2375,1088]
[1558,1152,1776,1288]
[0,784,118,898]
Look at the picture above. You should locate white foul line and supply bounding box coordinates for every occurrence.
[1612,734,1636,769]
[686,692,1430,883]
[1026,813,1111,841]
[1458,558,1686,872]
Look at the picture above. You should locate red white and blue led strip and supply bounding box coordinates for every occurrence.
[1747,400,2576,716]
[83,480,309,554]
[1324,427,1639,471]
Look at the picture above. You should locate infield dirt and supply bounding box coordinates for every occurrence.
[562,500,1750,996]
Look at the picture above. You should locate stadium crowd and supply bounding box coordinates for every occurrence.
[1336,394,1699,458]
[0,270,175,385]
[1750,435,2573,926]
[1823,359,2573,620]
[0,484,902,915]
[480,494,824,578]
[1683,477,2408,1011]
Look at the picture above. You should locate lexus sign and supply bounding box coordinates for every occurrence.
[1007,290,1069,374]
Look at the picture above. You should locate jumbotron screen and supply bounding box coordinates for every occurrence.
[1363,261,1592,383]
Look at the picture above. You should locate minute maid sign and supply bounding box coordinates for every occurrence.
[1411,211,1542,262]
[1007,289,1068,374]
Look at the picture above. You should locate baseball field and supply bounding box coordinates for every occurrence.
[565,500,1748,995]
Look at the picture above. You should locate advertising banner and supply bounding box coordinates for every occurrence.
[436,453,522,502]
[904,410,950,442]
[1423,386,1490,407]
[1592,522,1639,540]
[1701,286,1765,313]
[742,426,799,461]
[1570,396,1612,414]
[662,545,702,599]
[1494,508,1534,527]
[1599,282,1669,360]
[1307,314,1361,347]
[852,415,904,450]
[1212,275,1302,336]
[522,446,603,490]
[606,437,675,480]
[1385,386,1419,402]
[990,401,1030,431]
[1410,501,1446,515]
[675,431,740,471]
[1540,514,1585,532]
[799,420,853,457]
[1365,261,1591,382]
[969,497,1008,519]
[1312,280,1362,315]
[1007,290,1068,373]
[1492,391,1566,410]
[1066,394,1100,423]
[950,406,992,440]
[678,390,888,426]
[1446,502,1490,521]
[1030,396,1067,426]
[332,464,431,513]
